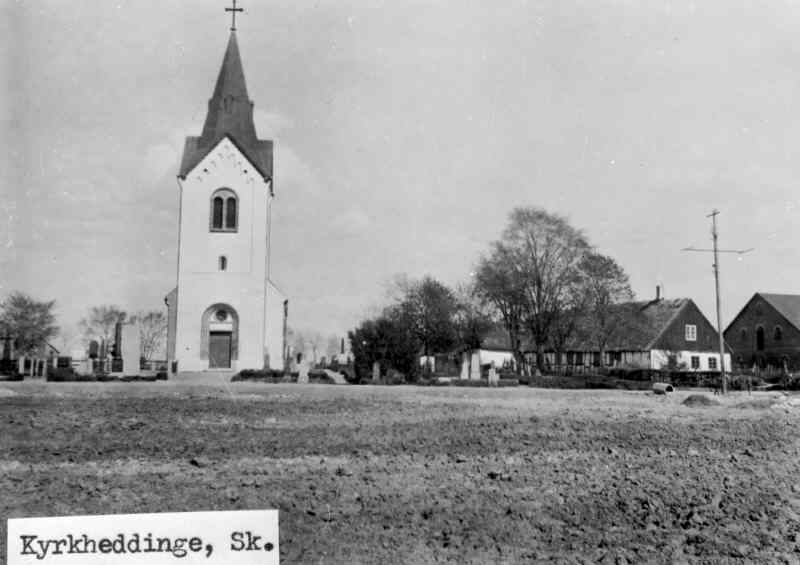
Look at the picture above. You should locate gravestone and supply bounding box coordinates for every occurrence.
[297,359,310,384]
[88,340,99,359]
[488,363,499,387]
[77,359,93,376]
[469,352,481,380]
[460,355,469,380]
[110,322,141,376]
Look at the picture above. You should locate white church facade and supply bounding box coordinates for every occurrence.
[165,29,287,374]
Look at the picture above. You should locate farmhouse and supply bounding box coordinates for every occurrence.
[539,295,731,372]
[723,293,800,371]
[165,25,287,374]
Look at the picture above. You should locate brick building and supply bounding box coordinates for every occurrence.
[724,293,800,370]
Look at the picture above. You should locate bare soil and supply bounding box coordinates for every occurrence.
[2,382,800,564]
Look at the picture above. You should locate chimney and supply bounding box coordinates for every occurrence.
[656,285,661,301]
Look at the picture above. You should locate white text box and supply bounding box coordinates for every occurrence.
[7,510,278,564]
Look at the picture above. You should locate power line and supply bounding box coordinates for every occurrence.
[681,209,754,394]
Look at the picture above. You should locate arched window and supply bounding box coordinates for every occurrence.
[209,189,238,232]
[740,328,747,342]
[212,197,224,229]
[226,197,237,229]
[774,326,783,341]
[756,326,765,351]
[219,256,227,271]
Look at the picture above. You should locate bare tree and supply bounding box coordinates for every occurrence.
[580,252,635,365]
[474,246,528,373]
[453,282,493,351]
[135,311,168,361]
[0,292,59,356]
[80,305,127,353]
[480,208,591,374]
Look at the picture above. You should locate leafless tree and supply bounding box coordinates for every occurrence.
[79,305,127,352]
[580,252,635,365]
[480,207,590,374]
[474,246,528,373]
[134,311,168,361]
[0,292,59,356]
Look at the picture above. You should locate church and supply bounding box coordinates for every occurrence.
[165,13,287,374]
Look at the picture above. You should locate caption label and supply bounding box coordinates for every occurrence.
[7,510,278,564]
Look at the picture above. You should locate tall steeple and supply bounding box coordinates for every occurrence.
[179,31,273,182]
[199,32,258,148]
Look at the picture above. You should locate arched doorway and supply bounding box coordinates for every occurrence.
[200,304,239,369]
[756,326,765,351]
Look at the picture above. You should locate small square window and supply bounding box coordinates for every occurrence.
[685,324,697,341]
[708,357,718,370]
[691,356,700,369]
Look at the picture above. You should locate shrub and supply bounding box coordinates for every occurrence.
[231,369,295,383]
[47,367,97,382]
[0,373,24,382]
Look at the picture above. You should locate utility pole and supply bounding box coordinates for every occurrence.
[682,210,753,394]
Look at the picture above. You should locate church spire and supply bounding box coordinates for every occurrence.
[199,31,258,147]
[179,23,273,182]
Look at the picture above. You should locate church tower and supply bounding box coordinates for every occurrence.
[165,23,286,374]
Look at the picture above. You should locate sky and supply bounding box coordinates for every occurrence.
[3,0,800,352]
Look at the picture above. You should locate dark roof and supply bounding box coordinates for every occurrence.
[179,32,273,181]
[562,298,689,351]
[757,293,800,331]
[466,298,705,354]
[480,324,515,350]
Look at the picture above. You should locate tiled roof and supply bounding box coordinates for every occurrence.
[179,32,273,181]
[757,293,800,331]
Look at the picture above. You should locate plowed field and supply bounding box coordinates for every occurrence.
[2,382,800,563]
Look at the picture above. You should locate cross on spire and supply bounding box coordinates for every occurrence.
[225,0,244,31]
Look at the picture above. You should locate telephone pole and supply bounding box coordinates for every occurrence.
[682,210,753,394]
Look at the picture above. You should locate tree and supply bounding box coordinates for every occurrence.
[135,311,167,361]
[348,275,460,381]
[474,246,528,373]
[476,207,591,374]
[0,292,59,356]
[453,282,493,351]
[349,310,418,382]
[400,276,459,371]
[80,305,127,352]
[579,252,635,364]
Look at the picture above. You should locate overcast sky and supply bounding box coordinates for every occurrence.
[3,0,800,350]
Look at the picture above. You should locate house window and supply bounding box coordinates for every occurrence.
[210,188,238,231]
[774,326,783,341]
[219,256,227,271]
[592,352,601,367]
[685,324,697,341]
[691,356,700,369]
[740,328,747,342]
[566,352,574,365]
[756,326,765,351]
[575,352,584,365]
[708,357,718,370]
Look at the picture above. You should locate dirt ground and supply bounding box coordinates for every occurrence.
[2,382,800,564]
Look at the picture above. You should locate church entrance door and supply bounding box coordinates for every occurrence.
[209,331,232,368]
